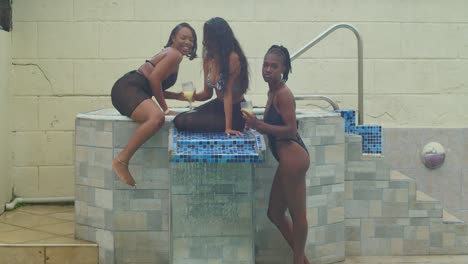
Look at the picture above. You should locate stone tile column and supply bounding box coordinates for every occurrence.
[75,110,172,264]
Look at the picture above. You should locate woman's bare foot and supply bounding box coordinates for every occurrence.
[112,157,136,187]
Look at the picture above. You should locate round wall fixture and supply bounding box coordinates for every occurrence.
[420,142,445,169]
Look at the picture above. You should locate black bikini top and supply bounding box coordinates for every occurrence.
[145,60,178,91]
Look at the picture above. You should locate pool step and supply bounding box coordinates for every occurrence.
[345,133,468,255]
[0,244,98,264]
[169,128,266,163]
[443,210,464,224]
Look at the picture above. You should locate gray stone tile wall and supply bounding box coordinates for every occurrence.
[345,132,468,256]
[75,117,171,264]
[383,128,468,222]
[76,109,468,263]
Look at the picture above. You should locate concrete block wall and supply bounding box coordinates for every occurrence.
[9,0,468,206]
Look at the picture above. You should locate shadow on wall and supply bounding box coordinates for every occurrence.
[0,28,11,214]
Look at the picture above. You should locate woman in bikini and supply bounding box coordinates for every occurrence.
[111,22,197,187]
[242,45,310,264]
[173,17,249,136]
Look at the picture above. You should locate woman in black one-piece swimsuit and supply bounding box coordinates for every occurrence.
[110,23,197,187]
[242,45,310,264]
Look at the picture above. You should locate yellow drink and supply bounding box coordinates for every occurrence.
[241,108,254,116]
[183,91,193,102]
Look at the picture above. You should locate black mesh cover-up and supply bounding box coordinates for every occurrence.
[173,98,246,132]
[111,70,177,117]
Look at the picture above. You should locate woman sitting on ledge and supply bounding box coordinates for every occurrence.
[173,17,249,136]
[110,22,198,187]
[243,45,310,264]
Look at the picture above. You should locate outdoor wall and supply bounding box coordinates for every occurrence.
[9,0,468,197]
[0,29,11,213]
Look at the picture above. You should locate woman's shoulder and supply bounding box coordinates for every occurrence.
[276,85,295,102]
[152,47,182,62]
[203,58,211,71]
[228,52,240,70]
[164,47,184,61]
[229,51,239,62]
[278,84,293,95]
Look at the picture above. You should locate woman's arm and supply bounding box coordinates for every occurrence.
[223,53,242,135]
[146,49,182,112]
[255,88,298,138]
[163,90,185,101]
[193,60,214,102]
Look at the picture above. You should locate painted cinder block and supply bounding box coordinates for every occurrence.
[38,22,99,58]
[13,0,73,21]
[74,0,134,21]
[11,22,37,58]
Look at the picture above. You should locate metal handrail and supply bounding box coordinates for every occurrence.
[291,23,364,125]
[295,95,340,110]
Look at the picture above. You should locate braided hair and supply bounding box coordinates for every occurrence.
[266,45,292,82]
[164,22,198,60]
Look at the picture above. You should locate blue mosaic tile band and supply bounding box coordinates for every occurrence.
[335,109,356,134]
[354,125,382,155]
[335,109,382,155]
[169,128,265,163]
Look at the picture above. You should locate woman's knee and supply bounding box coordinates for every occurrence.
[290,211,308,228]
[147,113,165,132]
[173,114,184,129]
[173,114,191,130]
[267,207,285,225]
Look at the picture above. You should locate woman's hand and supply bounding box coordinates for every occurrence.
[242,111,258,130]
[176,89,196,103]
[225,129,243,136]
[183,89,196,102]
[165,110,179,116]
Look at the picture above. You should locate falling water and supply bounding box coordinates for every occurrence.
[170,161,255,263]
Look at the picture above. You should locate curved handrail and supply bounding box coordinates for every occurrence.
[295,95,340,110]
[291,23,364,125]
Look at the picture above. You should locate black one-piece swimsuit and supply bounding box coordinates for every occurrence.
[264,104,308,161]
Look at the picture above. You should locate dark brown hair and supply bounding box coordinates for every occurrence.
[164,22,198,60]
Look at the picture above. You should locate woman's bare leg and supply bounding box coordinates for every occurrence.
[112,99,165,186]
[267,143,310,264]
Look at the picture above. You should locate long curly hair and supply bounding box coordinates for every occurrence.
[164,22,198,60]
[203,17,249,94]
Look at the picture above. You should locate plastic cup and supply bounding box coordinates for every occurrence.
[241,100,254,116]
